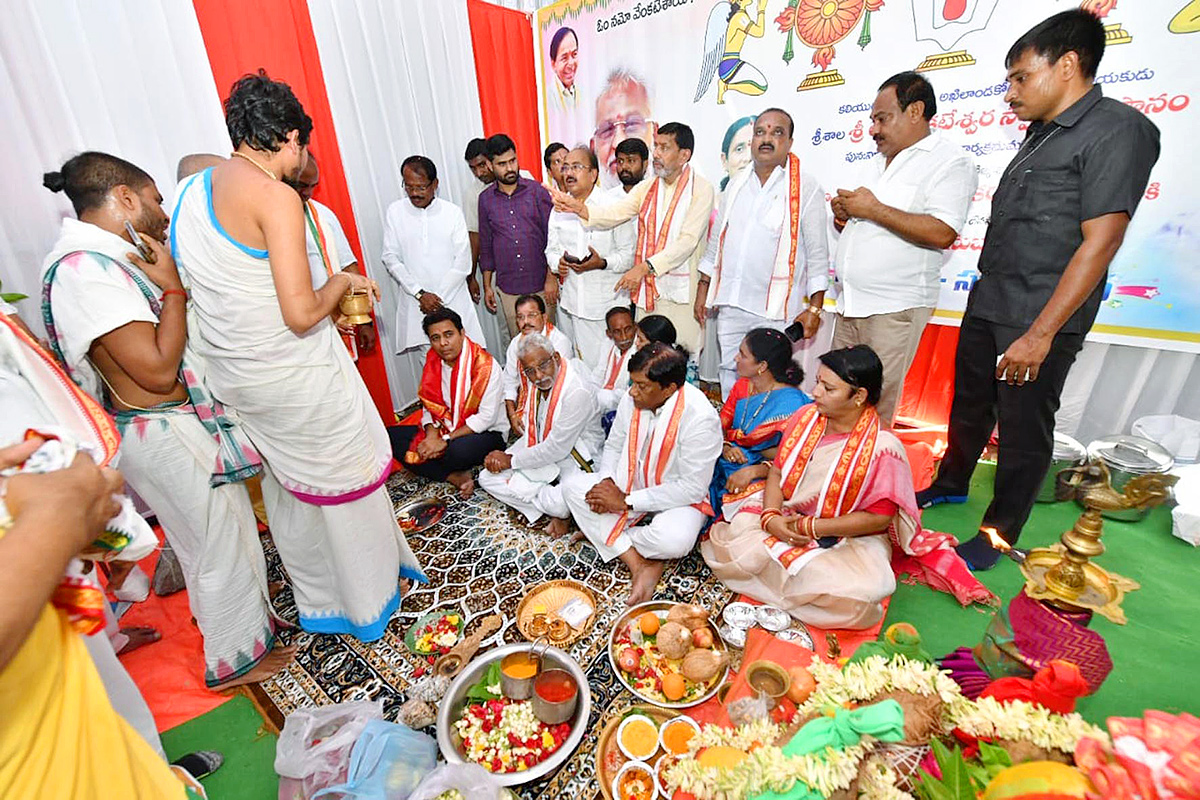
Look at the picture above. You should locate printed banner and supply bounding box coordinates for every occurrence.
[534,0,1199,352]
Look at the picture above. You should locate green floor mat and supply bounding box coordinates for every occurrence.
[162,695,280,800]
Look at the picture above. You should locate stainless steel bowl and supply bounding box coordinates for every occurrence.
[435,642,591,787]
[1086,434,1175,522]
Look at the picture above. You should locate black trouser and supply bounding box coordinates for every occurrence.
[929,313,1084,545]
[388,425,506,482]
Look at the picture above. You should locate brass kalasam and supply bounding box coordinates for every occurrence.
[1021,460,1176,625]
[339,291,372,325]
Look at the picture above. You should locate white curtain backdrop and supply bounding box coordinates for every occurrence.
[0,0,228,322]
[308,0,509,411]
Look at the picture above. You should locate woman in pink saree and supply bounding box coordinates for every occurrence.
[702,346,991,629]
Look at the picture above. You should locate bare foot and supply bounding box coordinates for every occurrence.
[446,471,475,499]
[621,549,664,606]
[545,517,570,538]
[569,531,586,545]
[116,627,161,655]
[210,644,297,691]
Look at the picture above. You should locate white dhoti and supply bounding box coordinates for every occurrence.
[561,470,706,562]
[85,603,166,759]
[479,463,573,523]
[114,406,275,685]
[716,306,789,398]
[555,309,608,369]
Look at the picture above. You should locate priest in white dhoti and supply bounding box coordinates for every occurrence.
[389,307,507,498]
[503,294,574,435]
[480,333,603,536]
[697,108,830,398]
[554,123,715,352]
[562,343,723,605]
[40,151,293,686]
[382,155,483,353]
[171,74,425,642]
[546,147,635,369]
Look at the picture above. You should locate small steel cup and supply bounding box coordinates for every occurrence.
[531,668,578,725]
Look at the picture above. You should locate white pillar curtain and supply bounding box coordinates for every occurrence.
[0,0,229,319]
[308,0,509,410]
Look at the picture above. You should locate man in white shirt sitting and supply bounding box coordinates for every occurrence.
[480,333,603,537]
[592,306,638,421]
[388,308,506,498]
[831,71,977,424]
[503,294,574,436]
[563,343,723,605]
[697,108,830,398]
[546,147,635,369]
[382,155,484,356]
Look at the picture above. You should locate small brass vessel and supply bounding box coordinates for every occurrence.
[338,291,372,325]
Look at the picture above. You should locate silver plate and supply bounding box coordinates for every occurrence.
[754,605,791,632]
[436,642,591,787]
[609,601,730,708]
[774,627,815,650]
[395,497,447,533]
[721,602,757,630]
[717,623,747,648]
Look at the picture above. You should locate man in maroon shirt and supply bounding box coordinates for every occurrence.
[478,133,557,338]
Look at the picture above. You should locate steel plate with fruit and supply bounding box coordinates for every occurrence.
[608,601,730,709]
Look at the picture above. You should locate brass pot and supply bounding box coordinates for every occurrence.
[339,291,372,325]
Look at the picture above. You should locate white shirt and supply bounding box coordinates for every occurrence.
[305,200,357,288]
[503,324,574,403]
[509,359,604,470]
[545,186,636,320]
[590,341,633,414]
[381,197,480,351]
[699,163,830,320]
[420,351,507,435]
[834,131,977,316]
[600,382,723,513]
[462,179,487,234]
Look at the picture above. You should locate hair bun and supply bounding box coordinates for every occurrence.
[784,363,805,386]
[43,171,65,192]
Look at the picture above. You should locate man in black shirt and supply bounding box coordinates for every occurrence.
[916,9,1161,570]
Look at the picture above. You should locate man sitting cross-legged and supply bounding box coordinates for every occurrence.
[503,293,574,436]
[389,308,507,498]
[479,333,603,536]
[562,342,722,604]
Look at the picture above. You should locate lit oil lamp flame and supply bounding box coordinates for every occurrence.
[981,526,1028,564]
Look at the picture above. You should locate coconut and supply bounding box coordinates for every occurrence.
[656,621,693,660]
[680,649,729,683]
[666,603,712,631]
[871,689,944,744]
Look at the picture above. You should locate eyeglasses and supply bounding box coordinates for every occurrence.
[404,182,433,193]
[522,356,556,379]
[560,163,591,173]
[593,116,648,144]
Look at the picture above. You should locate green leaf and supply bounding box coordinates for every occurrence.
[978,740,1013,777]
[465,661,503,702]
[914,739,977,800]
[0,292,27,303]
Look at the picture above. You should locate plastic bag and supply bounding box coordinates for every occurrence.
[1132,414,1200,464]
[311,719,438,800]
[408,764,504,800]
[276,700,383,800]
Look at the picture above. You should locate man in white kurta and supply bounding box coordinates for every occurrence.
[479,334,603,533]
[382,156,484,353]
[697,109,831,398]
[592,306,638,419]
[503,295,574,436]
[555,123,715,352]
[546,147,636,369]
[563,343,722,605]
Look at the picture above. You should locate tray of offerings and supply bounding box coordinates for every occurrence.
[608,601,730,709]
[435,642,591,786]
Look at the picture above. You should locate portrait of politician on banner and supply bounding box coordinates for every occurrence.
[536,0,1198,353]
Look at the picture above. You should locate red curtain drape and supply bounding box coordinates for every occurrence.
[466,0,543,182]
[191,0,395,423]
[896,323,961,427]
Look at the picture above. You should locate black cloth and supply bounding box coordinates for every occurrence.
[929,314,1083,544]
[388,424,506,482]
[968,85,1160,335]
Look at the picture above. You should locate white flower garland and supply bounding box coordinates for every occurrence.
[949,696,1109,752]
[663,739,873,800]
[858,756,917,800]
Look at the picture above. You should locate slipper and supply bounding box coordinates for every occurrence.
[170,750,224,780]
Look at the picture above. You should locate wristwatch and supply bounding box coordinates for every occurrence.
[415,290,427,300]
[806,303,823,317]
[645,261,657,276]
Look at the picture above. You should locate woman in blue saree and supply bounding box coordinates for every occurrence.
[705,328,810,521]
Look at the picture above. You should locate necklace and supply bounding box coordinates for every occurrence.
[734,386,778,438]
[231,151,278,180]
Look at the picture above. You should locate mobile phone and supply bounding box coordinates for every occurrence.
[562,252,583,264]
[124,220,157,264]
[784,320,806,342]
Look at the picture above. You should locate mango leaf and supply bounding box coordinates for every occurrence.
[978,740,1013,778]
[0,292,27,303]
[914,738,977,800]
[465,661,503,702]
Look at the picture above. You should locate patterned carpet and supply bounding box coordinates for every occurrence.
[251,469,737,799]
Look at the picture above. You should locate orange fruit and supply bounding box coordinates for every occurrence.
[661,672,686,701]
[639,612,661,636]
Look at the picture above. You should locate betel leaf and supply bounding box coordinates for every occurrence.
[465,661,503,702]
[914,739,977,800]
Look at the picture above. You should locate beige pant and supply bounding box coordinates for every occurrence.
[832,306,933,426]
[496,287,557,339]
[637,299,701,356]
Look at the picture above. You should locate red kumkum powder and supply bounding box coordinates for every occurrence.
[534,670,577,703]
